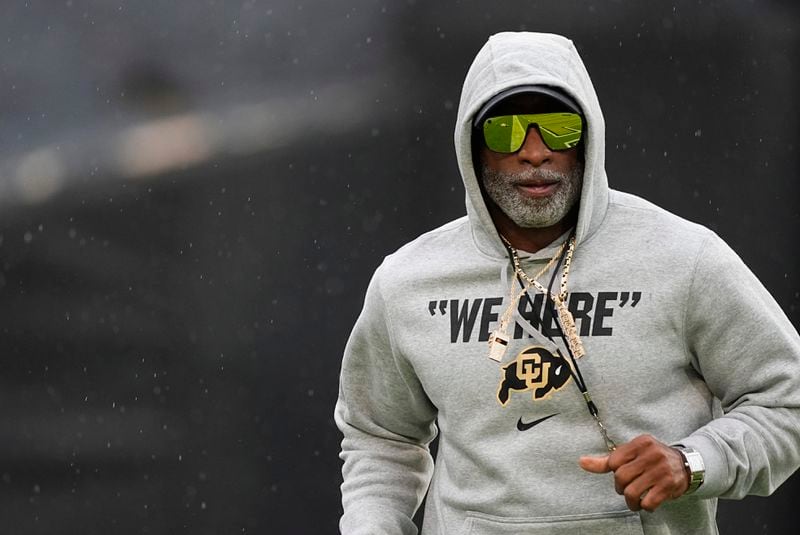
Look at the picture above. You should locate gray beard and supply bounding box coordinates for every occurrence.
[480,162,583,228]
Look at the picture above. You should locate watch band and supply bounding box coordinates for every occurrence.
[675,446,705,495]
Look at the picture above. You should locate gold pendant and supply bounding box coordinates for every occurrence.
[556,301,585,359]
[488,329,510,362]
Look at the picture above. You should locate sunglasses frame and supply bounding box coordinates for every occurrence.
[481,113,584,154]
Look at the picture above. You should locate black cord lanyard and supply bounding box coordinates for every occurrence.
[504,233,616,450]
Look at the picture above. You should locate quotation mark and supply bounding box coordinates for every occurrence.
[619,292,641,307]
[428,300,448,315]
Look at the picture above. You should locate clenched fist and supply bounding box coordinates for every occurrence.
[579,434,690,512]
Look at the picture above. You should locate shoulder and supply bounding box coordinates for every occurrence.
[380,215,471,270]
[581,189,726,272]
[608,190,709,233]
[605,191,764,276]
[371,215,476,297]
[605,189,715,243]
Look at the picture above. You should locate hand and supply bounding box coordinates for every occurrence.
[578,435,689,512]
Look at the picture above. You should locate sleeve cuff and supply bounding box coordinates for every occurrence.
[675,433,732,498]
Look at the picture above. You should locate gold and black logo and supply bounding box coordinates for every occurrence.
[497,346,572,406]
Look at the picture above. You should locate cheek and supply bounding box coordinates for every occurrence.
[478,147,494,169]
[564,148,582,166]
[555,149,580,165]
[480,148,514,173]
[553,151,582,175]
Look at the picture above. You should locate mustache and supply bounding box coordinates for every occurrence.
[482,165,577,185]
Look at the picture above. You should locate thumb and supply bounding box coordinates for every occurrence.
[579,454,611,473]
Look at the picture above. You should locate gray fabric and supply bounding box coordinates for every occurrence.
[335,31,800,535]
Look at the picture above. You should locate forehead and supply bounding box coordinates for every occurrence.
[486,93,572,117]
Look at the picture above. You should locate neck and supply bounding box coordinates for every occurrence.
[489,203,577,253]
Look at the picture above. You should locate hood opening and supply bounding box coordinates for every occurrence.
[454,32,610,260]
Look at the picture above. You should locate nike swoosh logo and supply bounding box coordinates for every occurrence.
[517,413,559,431]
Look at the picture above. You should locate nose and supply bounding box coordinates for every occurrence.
[516,126,551,166]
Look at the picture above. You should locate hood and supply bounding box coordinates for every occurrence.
[454,31,609,259]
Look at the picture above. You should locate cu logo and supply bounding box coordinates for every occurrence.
[497,346,572,406]
[518,352,551,390]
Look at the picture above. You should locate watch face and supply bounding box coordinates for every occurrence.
[682,449,705,474]
[679,448,705,493]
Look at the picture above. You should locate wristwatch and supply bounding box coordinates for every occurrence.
[675,446,705,495]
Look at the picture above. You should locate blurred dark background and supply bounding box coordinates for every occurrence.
[0,1,797,533]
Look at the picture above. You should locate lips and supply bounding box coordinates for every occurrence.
[516,181,559,198]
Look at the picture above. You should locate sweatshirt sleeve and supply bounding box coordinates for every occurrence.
[677,232,800,499]
[334,264,438,534]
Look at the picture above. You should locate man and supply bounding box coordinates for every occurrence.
[334,32,800,534]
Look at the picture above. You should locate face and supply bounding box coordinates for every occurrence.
[478,93,584,229]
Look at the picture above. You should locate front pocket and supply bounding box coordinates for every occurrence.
[463,509,644,535]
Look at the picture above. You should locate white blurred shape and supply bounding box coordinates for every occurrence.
[117,114,213,178]
[14,148,66,204]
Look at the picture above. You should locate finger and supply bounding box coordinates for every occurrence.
[624,491,644,512]
[579,455,611,473]
[622,475,653,513]
[613,457,646,495]
[640,485,670,512]
[636,459,688,511]
[630,445,688,498]
[606,441,642,472]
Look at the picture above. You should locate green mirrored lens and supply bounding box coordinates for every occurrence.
[483,113,582,153]
[533,113,582,150]
[483,116,521,153]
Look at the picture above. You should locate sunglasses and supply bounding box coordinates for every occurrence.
[482,113,583,153]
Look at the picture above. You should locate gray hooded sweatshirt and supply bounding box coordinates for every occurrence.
[335,32,800,535]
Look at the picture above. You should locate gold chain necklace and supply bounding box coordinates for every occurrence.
[487,239,567,362]
[506,235,585,359]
